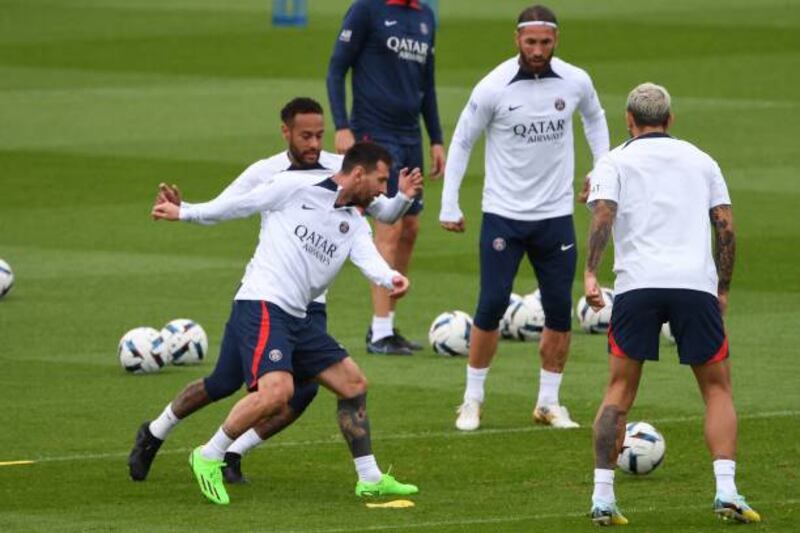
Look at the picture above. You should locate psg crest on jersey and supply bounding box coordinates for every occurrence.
[555,98,566,111]
[268,349,283,362]
[339,222,350,234]
[492,237,506,251]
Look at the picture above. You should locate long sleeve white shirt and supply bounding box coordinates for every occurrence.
[180,173,399,317]
[441,56,609,222]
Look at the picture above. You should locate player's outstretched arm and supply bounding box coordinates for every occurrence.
[349,222,405,293]
[710,204,736,315]
[584,199,617,310]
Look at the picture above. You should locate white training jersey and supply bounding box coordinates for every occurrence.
[441,56,609,222]
[180,173,399,318]
[587,133,731,296]
[185,150,412,304]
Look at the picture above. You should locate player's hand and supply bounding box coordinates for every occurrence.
[398,167,423,197]
[389,274,410,298]
[584,270,605,311]
[440,218,465,233]
[717,292,729,316]
[430,144,446,179]
[157,182,182,205]
[335,129,356,154]
[151,201,180,221]
[578,175,591,203]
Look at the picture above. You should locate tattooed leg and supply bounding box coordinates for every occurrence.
[337,393,372,458]
[593,356,643,468]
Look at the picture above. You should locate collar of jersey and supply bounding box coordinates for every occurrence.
[509,63,561,84]
[288,161,327,171]
[314,177,358,210]
[386,0,422,9]
[623,131,672,148]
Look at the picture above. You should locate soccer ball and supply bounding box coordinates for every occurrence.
[119,327,168,374]
[428,310,472,356]
[499,293,523,339]
[576,288,614,333]
[0,258,14,299]
[506,294,546,341]
[617,421,666,475]
[661,322,675,343]
[158,318,208,365]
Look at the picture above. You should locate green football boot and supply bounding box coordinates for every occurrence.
[355,473,419,497]
[189,447,229,505]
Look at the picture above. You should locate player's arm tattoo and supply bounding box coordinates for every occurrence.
[710,205,736,293]
[337,393,373,458]
[586,200,617,273]
[594,405,625,469]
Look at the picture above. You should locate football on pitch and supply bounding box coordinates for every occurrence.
[617,421,666,475]
[0,258,14,299]
[118,327,168,374]
[576,288,614,333]
[158,318,208,365]
[506,293,546,341]
[428,310,472,356]
[499,292,522,339]
[661,321,675,343]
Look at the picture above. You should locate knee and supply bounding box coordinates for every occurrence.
[340,372,367,399]
[254,379,294,412]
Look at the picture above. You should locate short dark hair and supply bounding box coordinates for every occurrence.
[280,97,323,125]
[341,142,393,174]
[517,5,558,26]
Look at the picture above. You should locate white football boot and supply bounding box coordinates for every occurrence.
[533,404,580,428]
[455,399,482,431]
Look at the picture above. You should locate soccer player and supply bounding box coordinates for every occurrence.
[440,5,609,431]
[147,142,419,505]
[128,99,422,485]
[585,83,760,525]
[327,0,445,355]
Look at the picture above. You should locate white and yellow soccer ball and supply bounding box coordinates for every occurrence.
[158,318,208,365]
[506,292,546,341]
[576,288,614,333]
[499,293,523,339]
[617,421,666,475]
[0,258,14,299]
[428,310,473,356]
[119,327,168,374]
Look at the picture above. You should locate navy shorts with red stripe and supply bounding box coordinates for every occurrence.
[608,288,728,365]
[203,300,346,401]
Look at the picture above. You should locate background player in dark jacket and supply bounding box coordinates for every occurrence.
[327,0,445,355]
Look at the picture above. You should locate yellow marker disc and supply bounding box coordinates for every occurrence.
[365,499,415,509]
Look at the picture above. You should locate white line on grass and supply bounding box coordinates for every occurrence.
[7,409,797,466]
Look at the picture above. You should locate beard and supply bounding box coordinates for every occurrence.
[289,146,320,168]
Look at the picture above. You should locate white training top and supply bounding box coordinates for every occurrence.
[180,173,399,318]
[587,133,731,296]
[183,150,412,304]
[441,56,609,222]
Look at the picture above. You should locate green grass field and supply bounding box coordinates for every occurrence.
[1,0,799,530]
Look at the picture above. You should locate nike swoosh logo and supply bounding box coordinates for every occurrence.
[301,204,315,210]
[384,20,398,26]
[508,105,523,111]
[560,243,575,251]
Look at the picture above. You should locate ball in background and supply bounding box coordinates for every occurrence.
[428,310,472,356]
[617,421,666,475]
[119,327,168,374]
[661,321,675,343]
[0,258,14,299]
[159,318,208,365]
[499,292,522,339]
[506,293,546,341]
[576,288,614,333]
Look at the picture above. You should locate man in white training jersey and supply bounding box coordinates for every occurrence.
[440,5,609,431]
[128,98,421,485]
[142,143,421,505]
[585,83,760,526]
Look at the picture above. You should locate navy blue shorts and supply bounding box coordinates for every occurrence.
[474,213,576,332]
[203,300,346,400]
[288,302,325,413]
[608,288,729,365]
[356,131,424,216]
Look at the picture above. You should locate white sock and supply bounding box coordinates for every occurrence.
[536,368,563,407]
[464,365,489,403]
[713,459,737,498]
[201,427,234,461]
[371,315,393,342]
[226,428,264,456]
[354,454,382,483]
[592,468,615,503]
[149,403,180,440]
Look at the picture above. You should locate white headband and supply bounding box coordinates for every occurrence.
[517,21,558,29]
